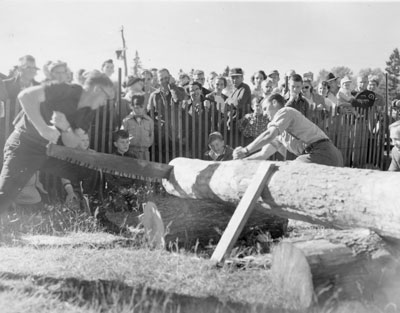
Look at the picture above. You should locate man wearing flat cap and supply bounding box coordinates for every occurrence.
[226,68,252,118]
[0,55,40,163]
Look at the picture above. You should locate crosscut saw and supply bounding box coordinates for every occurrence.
[46,144,173,180]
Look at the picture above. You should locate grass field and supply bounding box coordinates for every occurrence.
[0,191,395,313]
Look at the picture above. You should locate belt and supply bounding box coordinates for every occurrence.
[303,138,330,154]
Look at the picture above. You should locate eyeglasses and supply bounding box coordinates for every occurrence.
[302,86,310,89]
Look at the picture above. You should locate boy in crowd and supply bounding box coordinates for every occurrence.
[104,130,137,212]
[388,120,400,171]
[121,94,154,161]
[337,76,357,115]
[203,131,233,161]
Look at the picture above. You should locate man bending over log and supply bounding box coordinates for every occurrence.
[233,93,343,167]
[0,70,119,231]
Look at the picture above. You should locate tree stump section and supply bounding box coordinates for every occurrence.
[163,158,400,241]
[107,195,288,248]
[271,228,400,307]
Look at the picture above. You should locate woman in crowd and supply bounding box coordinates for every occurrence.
[250,70,267,101]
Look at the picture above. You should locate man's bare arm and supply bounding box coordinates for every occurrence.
[18,86,60,143]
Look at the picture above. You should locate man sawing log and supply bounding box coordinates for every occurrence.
[47,146,400,242]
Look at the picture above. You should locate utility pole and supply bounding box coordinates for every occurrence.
[120,26,128,78]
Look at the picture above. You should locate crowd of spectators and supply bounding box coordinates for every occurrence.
[0,55,399,222]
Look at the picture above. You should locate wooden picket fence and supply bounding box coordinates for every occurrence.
[1,98,399,170]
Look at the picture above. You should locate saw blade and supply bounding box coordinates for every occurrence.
[46,144,173,180]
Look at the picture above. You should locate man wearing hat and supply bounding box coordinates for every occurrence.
[268,70,280,89]
[325,72,340,106]
[226,68,252,118]
[0,55,40,164]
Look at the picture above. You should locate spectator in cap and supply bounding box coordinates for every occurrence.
[250,70,267,102]
[367,75,385,113]
[43,60,69,83]
[193,70,211,97]
[0,55,40,163]
[226,67,252,117]
[203,131,233,161]
[268,70,280,89]
[325,72,340,106]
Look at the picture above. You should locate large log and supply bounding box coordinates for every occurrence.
[271,228,400,309]
[162,158,400,241]
[107,195,288,248]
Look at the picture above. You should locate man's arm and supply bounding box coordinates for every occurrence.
[246,144,278,160]
[18,85,60,143]
[233,126,280,159]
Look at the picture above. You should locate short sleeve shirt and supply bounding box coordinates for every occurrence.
[268,107,328,155]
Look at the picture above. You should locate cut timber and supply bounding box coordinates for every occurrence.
[163,158,400,241]
[271,228,399,306]
[211,163,276,263]
[107,195,288,248]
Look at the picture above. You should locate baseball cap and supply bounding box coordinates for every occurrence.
[325,72,339,82]
[229,68,244,76]
[268,70,279,77]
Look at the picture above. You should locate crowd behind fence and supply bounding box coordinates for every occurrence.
[1,93,399,201]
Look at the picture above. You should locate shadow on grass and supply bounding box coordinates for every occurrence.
[0,271,301,313]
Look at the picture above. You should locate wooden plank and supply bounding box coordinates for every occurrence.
[171,100,176,159]
[164,100,170,164]
[198,107,202,159]
[101,103,107,152]
[157,100,162,163]
[178,104,183,157]
[191,108,196,158]
[150,100,155,162]
[108,100,114,153]
[210,163,277,263]
[185,104,189,157]
[204,105,209,151]
[94,109,100,151]
[223,103,228,144]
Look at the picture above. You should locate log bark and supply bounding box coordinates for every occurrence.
[271,228,399,308]
[107,195,288,248]
[162,158,400,241]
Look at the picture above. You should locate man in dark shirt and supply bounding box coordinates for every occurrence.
[0,70,115,221]
[226,68,252,118]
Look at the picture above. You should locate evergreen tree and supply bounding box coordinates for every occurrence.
[132,50,143,77]
[223,66,230,77]
[385,48,400,94]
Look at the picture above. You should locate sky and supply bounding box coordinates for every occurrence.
[1,0,400,82]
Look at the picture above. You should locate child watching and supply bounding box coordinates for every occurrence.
[121,94,154,161]
[238,98,270,146]
[337,76,357,115]
[203,131,233,161]
[104,130,136,212]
